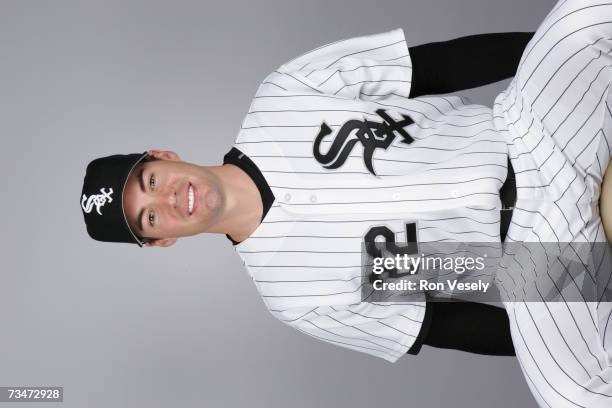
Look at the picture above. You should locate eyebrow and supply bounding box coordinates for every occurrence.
[138,168,146,194]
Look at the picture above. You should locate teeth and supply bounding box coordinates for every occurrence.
[188,185,194,214]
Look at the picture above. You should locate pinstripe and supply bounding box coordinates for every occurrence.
[493,1,612,406]
[230,2,612,385]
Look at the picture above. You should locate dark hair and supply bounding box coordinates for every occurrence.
[141,155,159,163]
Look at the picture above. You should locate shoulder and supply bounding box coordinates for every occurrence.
[278,28,408,72]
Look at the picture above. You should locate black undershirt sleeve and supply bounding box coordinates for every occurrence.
[422,301,516,356]
[408,32,534,98]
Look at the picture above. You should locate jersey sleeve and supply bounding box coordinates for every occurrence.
[272,300,431,363]
[263,30,533,101]
[268,29,412,101]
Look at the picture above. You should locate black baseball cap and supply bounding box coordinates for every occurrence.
[80,152,148,246]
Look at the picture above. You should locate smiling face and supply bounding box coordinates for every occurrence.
[122,151,225,245]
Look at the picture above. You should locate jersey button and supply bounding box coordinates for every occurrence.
[284,193,292,201]
[310,194,318,203]
[451,189,459,198]
[392,192,401,201]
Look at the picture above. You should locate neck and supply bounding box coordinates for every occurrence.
[206,163,263,242]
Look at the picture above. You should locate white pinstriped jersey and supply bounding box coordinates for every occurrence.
[231,29,508,362]
[488,1,612,406]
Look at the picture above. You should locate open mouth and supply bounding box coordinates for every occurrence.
[188,184,195,215]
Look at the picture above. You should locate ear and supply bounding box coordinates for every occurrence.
[147,150,181,161]
[145,238,177,248]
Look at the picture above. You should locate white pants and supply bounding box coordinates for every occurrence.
[493,1,612,406]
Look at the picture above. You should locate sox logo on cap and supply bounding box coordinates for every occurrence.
[81,187,114,215]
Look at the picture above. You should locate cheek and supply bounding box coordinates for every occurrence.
[159,208,194,232]
[158,173,178,194]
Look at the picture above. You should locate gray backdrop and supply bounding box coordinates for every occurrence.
[0,0,556,407]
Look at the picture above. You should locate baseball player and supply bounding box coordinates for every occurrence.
[81,28,534,357]
[80,0,612,405]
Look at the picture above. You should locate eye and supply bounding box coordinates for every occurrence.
[148,209,156,227]
[149,174,157,191]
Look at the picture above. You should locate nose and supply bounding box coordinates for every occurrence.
[147,189,176,210]
[168,190,176,208]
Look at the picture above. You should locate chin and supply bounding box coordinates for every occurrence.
[204,185,223,212]
[196,184,224,228]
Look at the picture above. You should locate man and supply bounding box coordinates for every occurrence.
[81,0,612,406]
[82,28,532,356]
